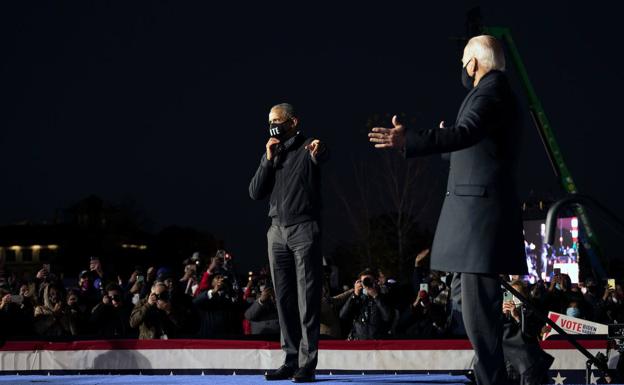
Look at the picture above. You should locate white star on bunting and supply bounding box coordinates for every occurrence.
[552,371,567,385]
[590,371,601,384]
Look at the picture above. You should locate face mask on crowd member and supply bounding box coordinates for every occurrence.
[566,307,581,318]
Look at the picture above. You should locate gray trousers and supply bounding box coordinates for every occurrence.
[267,221,322,370]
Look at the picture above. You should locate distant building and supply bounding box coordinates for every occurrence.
[0,195,219,281]
[0,195,152,280]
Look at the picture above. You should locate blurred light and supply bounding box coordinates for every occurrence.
[31,245,42,250]
[10,245,21,251]
[121,244,129,248]
[139,245,147,250]
[571,218,579,228]
[47,244,59,250]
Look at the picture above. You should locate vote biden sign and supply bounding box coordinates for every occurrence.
[542,311,608,340]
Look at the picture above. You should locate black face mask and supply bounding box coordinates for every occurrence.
[269,120,292,139]
[461,61,475,90]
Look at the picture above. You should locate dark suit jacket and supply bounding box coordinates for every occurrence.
[405,70,527,274]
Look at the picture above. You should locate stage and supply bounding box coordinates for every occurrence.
[0,339,616,384]
[0,373,473,385]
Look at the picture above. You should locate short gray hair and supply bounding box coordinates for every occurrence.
[270,103,296,119]
[463,35,506,72]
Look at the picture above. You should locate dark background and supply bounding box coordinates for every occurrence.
[1,2,622,275]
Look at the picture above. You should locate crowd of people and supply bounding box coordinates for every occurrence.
[0,250,622,341]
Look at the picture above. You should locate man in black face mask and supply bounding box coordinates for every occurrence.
[368,35,533,385]
[249,103,328,383]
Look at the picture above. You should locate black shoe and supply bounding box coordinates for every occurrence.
[521,353,554,385]
[292,367,315,383]
[265,365,297,381]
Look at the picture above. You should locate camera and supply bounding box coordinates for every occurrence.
[362,277,374,288]
[154,291,170,301]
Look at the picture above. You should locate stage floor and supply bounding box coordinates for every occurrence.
[0,374,472,385]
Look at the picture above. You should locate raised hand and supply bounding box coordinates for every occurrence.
[266,137,281,161]
[304,139,325,158]
[368,115,406,150]
[354,280,363,296]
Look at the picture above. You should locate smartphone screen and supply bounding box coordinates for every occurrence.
[608,278,616,290]
[42,264,51,272]
[419,283,429,293]
[553,268,561,276]
[503,290,514,303]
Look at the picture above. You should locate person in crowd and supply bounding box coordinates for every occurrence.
[130,282,185,339]
[88,256,111,294]
[339,269,393,340]
[396,288,448,338]
[597,281,624,324]
[193,273,242,337]
[581,277,601,321]
[140,266,157,299]
[91,283,133,338]
[320,278,353,339]
[180,257,200,296]
[194,254,224,296]
[77,269,100,311]
[66,288,89,335]
[33,282,78,337]
[124,267,147,306]
[0,286,34,337]
[158,267,199,335]
[194,251,237,296]
[502,280,554,385]
[544,273,575,314]
[244,286,280,336]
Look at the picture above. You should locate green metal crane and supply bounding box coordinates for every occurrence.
[483,26,607,279]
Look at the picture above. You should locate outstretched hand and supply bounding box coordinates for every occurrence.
[368,115,406,150]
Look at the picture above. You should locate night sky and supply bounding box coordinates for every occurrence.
[1,2,623,273]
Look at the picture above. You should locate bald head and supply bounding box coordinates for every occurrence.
[462,35,506,72]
